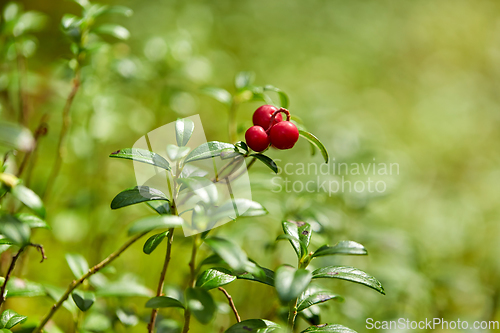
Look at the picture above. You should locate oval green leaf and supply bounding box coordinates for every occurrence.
[297,290,343,312]
[175,118,195,147]
[65,253,89,279]
[0,309,27,329]
[250,154,278,173]
[10,184,45,218]
[143,231,168,254]
[128,215,184,235]
[145,296,185,309]
[274,266,312,303]
[298,130,329,163]
[196,267,236,290]
[0,215,30,247]
[185,287,216,325]
[184,141,235,163]
[111,186,169,210]
[312,241,367,258]
[311,266,385,295]
[225,319,280,333]
[109,148,170,170]
[301,324,358,333]
[71,290,95,312]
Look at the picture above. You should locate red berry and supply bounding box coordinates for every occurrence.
[269,121,299,150]
[245,126,270,152]
[252,105,283,129]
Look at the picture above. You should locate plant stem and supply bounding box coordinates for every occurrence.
[0,247,25,308]
[42,72,81,200]
[182,235,200,333]
[15,41,28,126]
[32,232,147,333]
[218,287,241,323]
[287,298,298,330]
[147,227,175,333]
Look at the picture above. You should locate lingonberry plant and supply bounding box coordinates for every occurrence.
[0,1,386,333]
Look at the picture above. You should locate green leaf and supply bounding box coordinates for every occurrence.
[10,185,45,218]
[201,87,232,106]
[166,145,190,161]
[0,215,30,247]
[143,231,168,254]
[311,266,385,295]
[176,177,217,204]
[145,296,185,309]
[65,253,89,278]
[95,5,133,17]
[147,201,171,215]
[196,267,236,290]
[312,241,367,258]
[235,266,275,287]
[71,290,95,312]
[185,287,216,325]
[0,309,27,329]
[94,24,130,40]
[111,186,169,210]
[210,199,267,222]
[250,154,278,173]
[281,221,309,259]
[116,309,138,327]
[263,85,289,109]
[301,324,357,333]
[0,329,11,333]
[5,278,46,298]
[297,290,343,312]
[128,215,184,235]
[184,142,235,163]
[299,306,321,325]
[274,266,312,303]
[235,72,255,90]
[298,130,329,163]
[109,148,170,170]
[204,237,249,272]
[82,312,111,332]
[175,118,195,147]
[0,122,34,152]
[14,213,49,229]
[225,319,280,333]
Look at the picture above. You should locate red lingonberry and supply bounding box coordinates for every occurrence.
[269,121,299,150]
[252,105,283,129]
[245,126,270,152]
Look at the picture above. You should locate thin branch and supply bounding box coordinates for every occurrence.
[0,247,25,308]
[42,73,81,200]
[147,228,175,333]
[17,115,49,178]
[218,287,241,323]
[32,232,147,333]
[181,235,200,333]
[29,243,47,263]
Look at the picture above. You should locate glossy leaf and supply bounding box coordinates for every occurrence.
[210,199,268,222]
[201,87,232,106]
[96,5,133,17]
[14,213,49,229]
[111,186,169,210]
[298,130,329,163]
[11,185,45,218]
[311,266,385,295]
[5,278,46,298]
[143,231,168,254]
[0,215,30,247]
[301,324,357,333]
[71,290,95,312]
[281,221,309,259]
[184,142,235,163]
[297,290,343,312]
[128,215,184,235]
[312,241,367,258]
[94,24,130,40]
[147,201,171,215]
[109,148,170,170]
[145,296,184,309]
[175,118,195,147]
[65,253,89,278]
[196,267,236,290]
[250,154,278,173]
[275,266,312,303]
[0,309,27,329]
[225,319,280,333]
[166,144,190,160]
[185,287,216,325]
[235,266,275,287]
[0,122,34,152]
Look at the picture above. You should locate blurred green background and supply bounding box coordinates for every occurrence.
[2,0,500,332]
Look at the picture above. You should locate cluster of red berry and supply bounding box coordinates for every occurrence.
[245,105,299,152]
